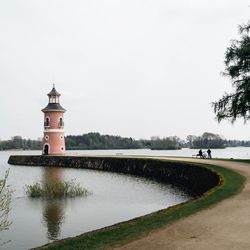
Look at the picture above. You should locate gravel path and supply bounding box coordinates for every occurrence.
[115,158,250,250]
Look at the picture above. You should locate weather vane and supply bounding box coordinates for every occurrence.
[52,80,55,88]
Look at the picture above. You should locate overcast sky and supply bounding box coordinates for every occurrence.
[0,0,249,140]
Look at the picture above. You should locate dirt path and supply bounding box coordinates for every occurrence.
[115,158,250,250]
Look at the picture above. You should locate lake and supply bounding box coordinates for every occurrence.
[0,151,192,250]
[64,147,250,159]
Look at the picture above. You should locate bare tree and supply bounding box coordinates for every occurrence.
[0,169,13,232]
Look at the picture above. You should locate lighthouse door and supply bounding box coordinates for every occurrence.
[44,145,49,155]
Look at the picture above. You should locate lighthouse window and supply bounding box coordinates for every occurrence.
[50,97,56,103]
[45,135,49,140]
[61,147,64,151]
[49,96,59,103]
[60,135,63,140]
[44,117,50,127]
[59,118,64,127]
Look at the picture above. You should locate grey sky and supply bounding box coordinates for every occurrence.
[0,0,249,140]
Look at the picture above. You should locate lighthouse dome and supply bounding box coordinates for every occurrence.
[47,86,61,97]
[42,103,66,112]
[42,85,66,112]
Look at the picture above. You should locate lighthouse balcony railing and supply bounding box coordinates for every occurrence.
[44,122,50,128]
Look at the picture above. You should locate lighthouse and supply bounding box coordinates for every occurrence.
[42,85,66,155]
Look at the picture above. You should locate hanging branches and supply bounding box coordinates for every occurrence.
[213,21,250,122]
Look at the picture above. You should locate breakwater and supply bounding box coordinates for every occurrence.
[8,155,220,196]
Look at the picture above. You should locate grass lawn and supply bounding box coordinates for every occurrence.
[39,160,245,250]
[212,158,250,164]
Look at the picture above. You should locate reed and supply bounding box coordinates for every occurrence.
[25,180,90,198]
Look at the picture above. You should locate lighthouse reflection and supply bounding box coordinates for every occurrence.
[42,168,65,241]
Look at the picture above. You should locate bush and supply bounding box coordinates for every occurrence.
[0,169,14,232]
[25,180,90,198]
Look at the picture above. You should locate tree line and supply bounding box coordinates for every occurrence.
[186,132,225,149]
[0,136,42,150]
[66,133,182,150]
[1,132,250,151]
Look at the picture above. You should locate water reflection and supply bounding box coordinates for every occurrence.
[43,200,65,240]
[42,168,65,240]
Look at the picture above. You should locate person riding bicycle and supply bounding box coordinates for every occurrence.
[198,149,203,158]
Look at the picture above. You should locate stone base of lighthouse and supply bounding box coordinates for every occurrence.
[43,131,66,155]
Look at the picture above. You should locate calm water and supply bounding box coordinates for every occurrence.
[66,147,250,159]
[0,151,192,250]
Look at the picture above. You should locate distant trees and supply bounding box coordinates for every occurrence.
[65,133,182,150]
[150,136,181,150]
[2,132,250,151]
[213,21,250,122]
[65,132,140,150]
[224,139,250,147]
[0,136,42,150]
[186,132,225,149]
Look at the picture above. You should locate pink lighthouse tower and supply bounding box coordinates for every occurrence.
[42,85,66,155]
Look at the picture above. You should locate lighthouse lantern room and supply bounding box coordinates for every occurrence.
[42,85,66,155]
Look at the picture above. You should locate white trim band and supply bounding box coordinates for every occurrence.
[44,129,64,133]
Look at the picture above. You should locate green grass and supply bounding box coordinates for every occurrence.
[214,158,250,164]
[232,159,250,164]
[39,161,245,250]
[25,180,90,198]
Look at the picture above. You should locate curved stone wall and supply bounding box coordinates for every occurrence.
[8,155,220,196]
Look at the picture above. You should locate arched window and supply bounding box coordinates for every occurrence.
[59,117,64,127]
[44,117,50,127]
